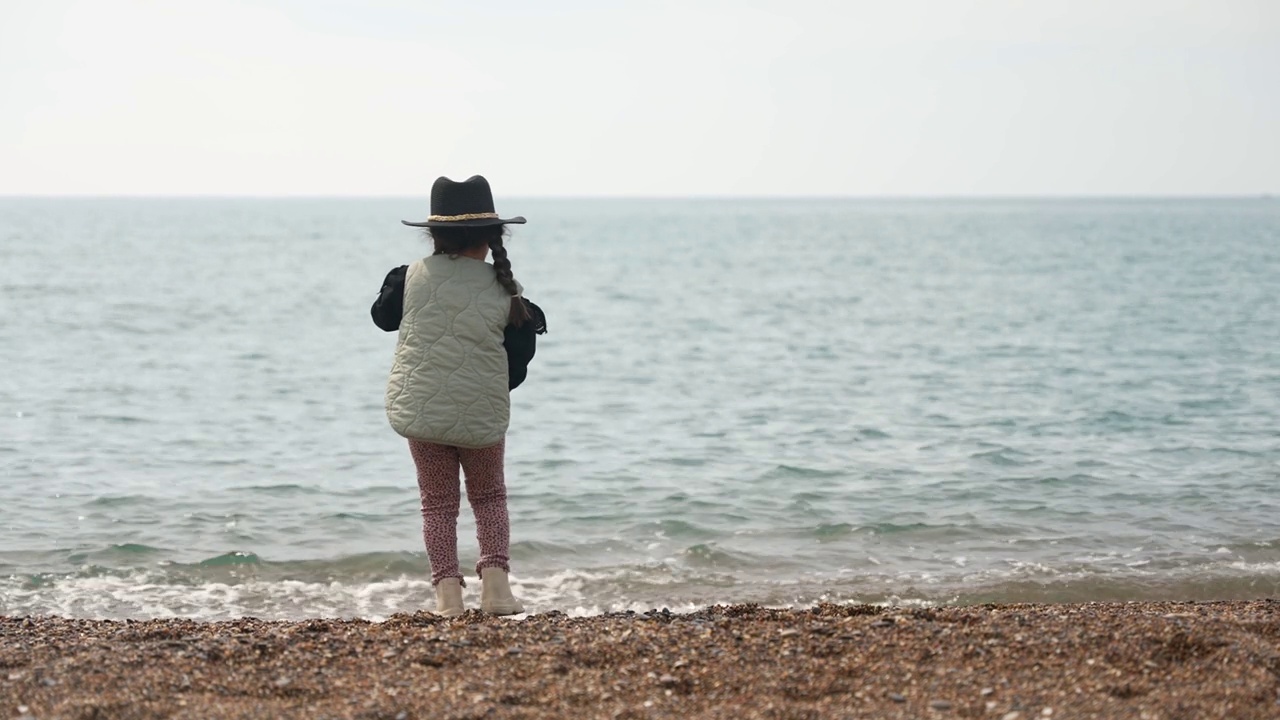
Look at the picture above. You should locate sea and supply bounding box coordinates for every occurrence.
[1,197,1278,620]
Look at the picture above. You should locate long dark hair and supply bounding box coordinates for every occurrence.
[428,225,531,327]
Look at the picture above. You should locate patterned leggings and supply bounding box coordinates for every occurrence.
[409,438,511,586]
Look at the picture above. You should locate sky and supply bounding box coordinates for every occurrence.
[1,0,1277,196]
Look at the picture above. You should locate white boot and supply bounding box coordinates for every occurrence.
[433,577,464,617]
[480,567,524,615]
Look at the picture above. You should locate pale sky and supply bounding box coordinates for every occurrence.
[1,0,1277,196]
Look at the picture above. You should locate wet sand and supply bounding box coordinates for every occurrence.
[2,601,1278,719]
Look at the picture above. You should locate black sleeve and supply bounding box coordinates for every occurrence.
[504,299,548,390]
[371,265,408,332]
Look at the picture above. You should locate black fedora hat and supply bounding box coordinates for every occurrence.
[402,175,526,228]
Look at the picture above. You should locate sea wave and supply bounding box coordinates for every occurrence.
[4,557,1278,621]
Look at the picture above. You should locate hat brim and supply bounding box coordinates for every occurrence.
[402,216,526,228]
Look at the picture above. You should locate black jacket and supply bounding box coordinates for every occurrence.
[370,265,547,390]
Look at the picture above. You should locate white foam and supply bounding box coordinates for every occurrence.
[5,554,1280,621]
[1,568,724,621]
[1,573,436,621]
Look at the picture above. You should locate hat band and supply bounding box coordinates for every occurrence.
[428,212,500,222]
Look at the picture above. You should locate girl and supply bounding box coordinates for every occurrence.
[371,175,546,617]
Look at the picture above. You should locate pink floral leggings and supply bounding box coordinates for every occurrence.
[409,438,511,586]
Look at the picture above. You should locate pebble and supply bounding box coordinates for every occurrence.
[0,601,1274,718]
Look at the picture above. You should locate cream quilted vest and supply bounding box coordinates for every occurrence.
[385,255,515,448]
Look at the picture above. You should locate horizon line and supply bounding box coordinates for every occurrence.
[0,192,1276,200]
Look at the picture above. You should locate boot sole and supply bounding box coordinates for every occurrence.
[481,602,525,616]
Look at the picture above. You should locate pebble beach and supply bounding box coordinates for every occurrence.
[3,601,1278,719]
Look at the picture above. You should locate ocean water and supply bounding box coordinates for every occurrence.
[1,197,1278,620]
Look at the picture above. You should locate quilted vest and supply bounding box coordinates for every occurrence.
[385,254,515,448]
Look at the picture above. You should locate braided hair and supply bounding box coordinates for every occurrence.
[428,225,531,327]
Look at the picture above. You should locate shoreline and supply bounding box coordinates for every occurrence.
[3,600,1278,719]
